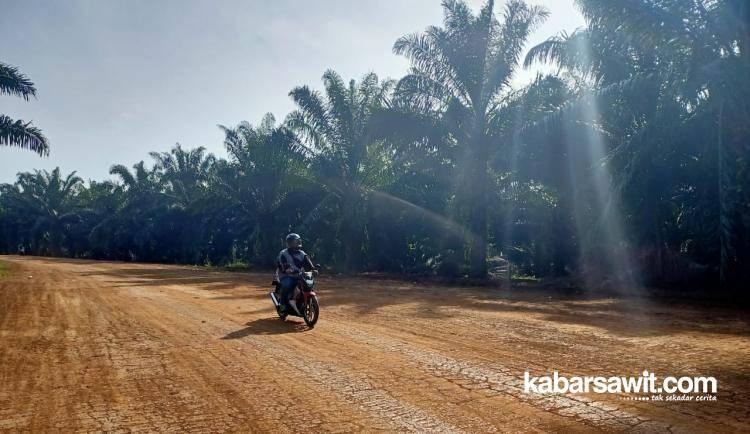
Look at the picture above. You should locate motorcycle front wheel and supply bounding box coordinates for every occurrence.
[303,295,319,328]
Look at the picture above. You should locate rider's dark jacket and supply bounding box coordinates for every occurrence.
[276,248,314,275]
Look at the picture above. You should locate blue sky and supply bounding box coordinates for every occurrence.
[0,0,583,183]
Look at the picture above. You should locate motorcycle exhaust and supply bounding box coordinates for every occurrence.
[269,292,280,307]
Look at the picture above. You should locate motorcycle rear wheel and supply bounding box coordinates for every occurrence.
[303,296,319,328]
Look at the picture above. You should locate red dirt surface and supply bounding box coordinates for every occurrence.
[1,256,748,432]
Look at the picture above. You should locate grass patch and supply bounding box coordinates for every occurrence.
[511,271,540,282]
[223,260,251,272]
[0,261,7,280]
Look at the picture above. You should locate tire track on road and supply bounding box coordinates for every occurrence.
[329,322,674,433]
[140,284,464,433]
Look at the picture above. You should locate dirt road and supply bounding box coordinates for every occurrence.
[1,256,748,432]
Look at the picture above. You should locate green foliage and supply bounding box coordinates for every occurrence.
[223,260,250,272]
[522,0,750,286]
[0,168,83,256]
[0,0,747,289]
[287,70,394,270]
[0,62,35,100]
[392,0,549,277]
[216,113,308,266]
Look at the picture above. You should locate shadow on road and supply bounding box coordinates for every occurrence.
[7,256,749,339]
[221,317,309,338]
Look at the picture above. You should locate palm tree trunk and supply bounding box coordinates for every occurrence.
[717,99,734,286]
[467,137,489,279]
[339,193,365,272]
[50,226,63,257]
[256,213,277,267]
[467,182,488,278]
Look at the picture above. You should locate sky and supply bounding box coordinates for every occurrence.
[0,0,584,183]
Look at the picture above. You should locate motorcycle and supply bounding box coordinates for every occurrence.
[269,269,320,328]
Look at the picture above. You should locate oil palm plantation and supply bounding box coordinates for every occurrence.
[150,144,216,262]
[76,180,123,259]
[0,0,746,288]
[392,0,548,277]
[286,70,394,270]
[108,161,168,261]
[150,143,216,209]
[0,168,82,255]
[524,0,750,285]
[0,62,49,155]
[218,114,308,265]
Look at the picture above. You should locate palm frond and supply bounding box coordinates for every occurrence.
[0,62,36,100]
[520,71,657,136]
[575,0,694,49]
[109,164,137,188]
[495,0,549,76]
[523,31,570,68]
[287,85,332,149]
[0,115,49,156]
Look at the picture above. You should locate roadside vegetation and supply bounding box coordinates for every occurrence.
[1,0,748,289]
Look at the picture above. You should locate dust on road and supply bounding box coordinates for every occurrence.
[1,256,748,432]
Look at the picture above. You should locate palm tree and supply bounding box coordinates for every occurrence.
[108,161,167,261]
[76,180,123,258]
[524,0,750,285]
[392,0,548,277]
[1,168,82,255]
[110,160,165,205]
[286,70,394,270]
[218,113,307,265]
[148,144,216,262]
[150,143,216,209]
[1,62,49,155]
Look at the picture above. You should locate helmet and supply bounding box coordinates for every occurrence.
[286,233,302,249]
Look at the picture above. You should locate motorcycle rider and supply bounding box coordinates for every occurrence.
[276,233,316,312]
